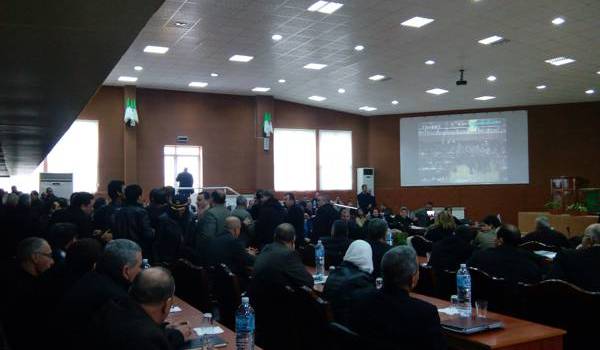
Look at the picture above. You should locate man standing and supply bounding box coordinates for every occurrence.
[94,180,125,232]
[113,185,155,259]
[357,185,376,213]
[255,190,286,247]
[175,168,194,199]
[311,194,339,242]
[201,191,230,239]
[283,192,305,247]
[50,192,95,238]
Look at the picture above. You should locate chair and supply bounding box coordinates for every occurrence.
[518,279,600,350]
[467,267,512,314]
[432,269,456,300]
[518,240,560,253]
[327,322,367,350]
[300,243,316,267]
[251,285,300,350]
[166,258,215,313]
[414,263,435,297]
[408,235,433,257]
[208,264,242,330]
[292,286,334,350]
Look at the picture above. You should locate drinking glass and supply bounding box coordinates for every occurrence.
[475,300,488,318]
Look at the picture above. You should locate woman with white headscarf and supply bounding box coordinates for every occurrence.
[323,240,375,324]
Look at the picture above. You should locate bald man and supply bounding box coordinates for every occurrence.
[206,216,256,281]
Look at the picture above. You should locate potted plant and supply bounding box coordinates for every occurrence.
[566,202,588,216]
[544,200,562,214]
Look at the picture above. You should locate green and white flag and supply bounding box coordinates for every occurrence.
[124,97,139,127]
[262,112,273,137]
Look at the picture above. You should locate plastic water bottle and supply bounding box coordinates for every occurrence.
[385,229,393,246]
[235,297,255,350]
[456,264,472,317]
[142,258,151,269]
[315,240,325,282]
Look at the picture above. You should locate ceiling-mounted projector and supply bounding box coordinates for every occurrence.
[456,69,467,86]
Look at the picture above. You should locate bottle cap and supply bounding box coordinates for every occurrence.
[460,263,466,268]
[241,296,249,304]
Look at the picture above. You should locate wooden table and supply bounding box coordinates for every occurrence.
[167,296,263,350]
[518,211,598,237]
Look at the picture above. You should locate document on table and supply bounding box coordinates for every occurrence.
[170,305,182,313]
[534,250,557,260]
[438,307,461,316]
[194,326,224,336]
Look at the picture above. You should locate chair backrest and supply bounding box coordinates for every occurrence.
[208,264,242,330]
[414,263,435,297]
[251,284,300,350]
[518,240,559,253]
[409,235,433,256]
[292,286,334,350]
[167,258,214,312]
[327,322,365,350]
[300,243,316,267]
[432,269,456,300]
[468,267,510,313]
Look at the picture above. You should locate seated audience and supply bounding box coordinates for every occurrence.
[91,267,192,350]
[48,222,78,265]
[320,220,351,267]
[202,191,230,238]
[472,215,501,250]
[424,211,456,242]
[50,192,95,238]
[367,218,391,277]
[255,190,286,247]
[339,208,359,240]
[52,238,104,297]
[323,240,374,325]
[547,223,600,291]
[93,180,125,232]
[468,225,544,283]
[206,216,255,281]
[349,246,446,350]
[113,184,155,258]
[396,206,415,232]
[414,201,435,228]
[429,225,474,273]
[521,216,569,248]
[311,194,340,242]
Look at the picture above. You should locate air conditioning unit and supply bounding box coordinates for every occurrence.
[357,167,375,195]
[39,173,73,200]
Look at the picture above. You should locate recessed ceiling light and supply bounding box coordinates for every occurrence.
[478,35,503,45]
[487,75,497,82]
[338,88,346,94]
[307,1,344,14]
[359,106,377,112]
[474,96,496,101]
[391,100,399,105]
[552,17,565,25]
[134,66,143,71]
[143,45,169,54]
[536,85,547,90]
[308,95,327,101]
[252,87,271,92]
[278,79,286,83]
[368,74,386,81]
[401,16,435,28]
[585,89,595,95]
[303,63,327,70]
[354,45,365,51]
[425,60,435,65]
[597,71,600,75]
[426,88,448,95]
[189,82,207,88]
[118,76,138,82]
[272,34,283,41]
[229,55,254,62]
[545,57,575,66]
[174,21,187,27]
[210,73,219,77]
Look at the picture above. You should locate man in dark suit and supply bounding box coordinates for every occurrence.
[58,239,143,350]
[50,192,95,238]
[429,225,474,273]
[255,190,286,247]
[468,225,545,283]
[521,216,569,248]
[357,184,376,213]
[547,223,600,292]
[368,218,391,277]
[90,267,191,350]
[113,184,155,259]
[206,216,256,281]
[94,180,125,231]
[154,195,196,264]
[284,192,305,247]
[175,167,194,199]
[311,194,340,242]
[349,246,446,350]
[320,220,351,267]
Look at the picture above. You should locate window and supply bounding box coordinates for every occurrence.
[319,130,352,190]
[164,145,202,188]
[274,129,316,191]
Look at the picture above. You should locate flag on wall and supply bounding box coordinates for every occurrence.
[124,97,139,127]
[262,112,273,137]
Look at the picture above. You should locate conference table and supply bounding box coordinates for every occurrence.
[307,266,565,350]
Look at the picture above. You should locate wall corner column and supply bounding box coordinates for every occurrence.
[123,85,138,184]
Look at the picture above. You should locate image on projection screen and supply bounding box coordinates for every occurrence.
[400,110,529,186]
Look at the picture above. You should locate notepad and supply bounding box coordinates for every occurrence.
[438,307,461,316]
[170,305,182,313]
[194,326,224,336]
[534,250,557,260]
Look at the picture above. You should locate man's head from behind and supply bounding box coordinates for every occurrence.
[66,238,103,276]
[129,267,175,324]
[124,184,143,205]
[236,195,248,209]
[107,180,125,202]
[225,216,242,238]
[367,218,387,242]
[582,223,600,249]
[535,216,551,231]
[48,222,78,251]
[481,215,502,232]
[17,237,54,276]
[274,223,296,250]
[70,192,95,216]
[495,224,522,247]
[331,219,349,239]
[211,190,226,206]
[381,246,419,292]
[96,239,142,284]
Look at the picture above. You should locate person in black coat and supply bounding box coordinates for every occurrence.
[93,180,125,232]
[397,207,415,232]
[113,185,155,259]
[90,268,191,350]
[520,216,569,248]
[424,211,456,243]
[175,167,194,199]
[255,191,286,248]
[547,224,600,292]
[50,192,95,238]
[356,184,376,213]
[206,217,255,283]
[284,192,306,247]
[367,218,391,277]
[349,246,446,350]
[47,222,78,266]
[468,225,545,284]
[146,188,168,231]
[320,220,351,268]
[311,194,340,242]
[323,240,374,325]
[429,225,474,273]
[153,195,196,264]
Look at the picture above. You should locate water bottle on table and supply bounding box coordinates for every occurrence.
[456,264,472,317]
[314,240,325,282]
[385,229,393,246]
[235,297,255,350]
[142,258,151,269]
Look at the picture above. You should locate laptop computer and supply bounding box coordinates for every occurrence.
[441,317,504,334]
[182,335,228,349]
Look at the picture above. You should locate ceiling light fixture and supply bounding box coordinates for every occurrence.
[252,87,271,92]
[338,88,346,94]
[189,82,207,88]
[272,34,283,41]
[210,73,219,77]
[307,1,344,14]
[585,89,595,95]
[426,88,448,95]
[229,55,254,62]
[308,95,327,101]
[359,106,377,112]
[545,57,575,66]
[143,45,169,54]
[552,17,565,25]
[278,79,286,83]
[354,45,365,51]
[474,96,496,100]
[118,76,138,82]
[303,63,327,70]
[174,21,187,27]
[536,85,547,90]
[401,16,435,28]
[425,60,435,65]
[134,66,143,71]
[478,35,503,45]
[392,100,399,105]
[368,74,386,81]
[487,75,497,81]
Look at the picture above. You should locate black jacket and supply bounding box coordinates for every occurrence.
[547,246,600,292]
[50,207,93,238]
[255,198,286,247]
[113,203,155,258]
[369,240,391,277]
[521,227,569,248]
[424,226,454,243]
[93,202,121,231]
[90,297,183,350]
[357,192,376,212]
[206,230,255,278]
[285,204,305,246]
[146,203,167,231]
[311,203,340,242]
[349,288,446,350]
[429,236,474,273]
[323,261,374,325]
[153,210,196,264]
[320,236,351,268]
[467,246,545,283]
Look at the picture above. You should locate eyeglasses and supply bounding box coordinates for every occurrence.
[36,252,53,259]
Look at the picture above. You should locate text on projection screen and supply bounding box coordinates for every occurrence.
[400,110,529,187]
